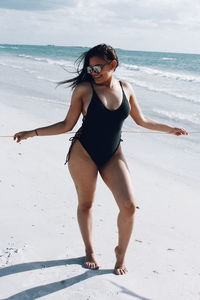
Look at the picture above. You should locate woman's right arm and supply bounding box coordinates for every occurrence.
[13,85,83,143]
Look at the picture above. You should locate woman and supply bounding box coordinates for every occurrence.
[14,44,188,275]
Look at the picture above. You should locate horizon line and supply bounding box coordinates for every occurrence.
[0,42,200,56]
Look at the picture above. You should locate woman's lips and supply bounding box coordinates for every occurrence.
[93,75,101,79]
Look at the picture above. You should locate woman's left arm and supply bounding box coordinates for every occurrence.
[126,82,188,136]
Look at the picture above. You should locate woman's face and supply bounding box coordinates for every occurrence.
[88,56,117,84]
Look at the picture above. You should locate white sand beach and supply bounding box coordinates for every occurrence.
[0,88,199,300]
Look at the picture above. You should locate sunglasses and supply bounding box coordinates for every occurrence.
[86,62,110,74]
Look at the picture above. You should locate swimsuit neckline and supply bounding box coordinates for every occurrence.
[92,81,125,112]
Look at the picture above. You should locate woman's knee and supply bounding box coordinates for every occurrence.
[120,200,136,216]
[75,184,96,211]
[78,201,93,211]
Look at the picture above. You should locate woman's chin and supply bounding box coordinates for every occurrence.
[93,76,111,86]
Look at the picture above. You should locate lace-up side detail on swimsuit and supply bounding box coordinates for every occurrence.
[64,81,130,168]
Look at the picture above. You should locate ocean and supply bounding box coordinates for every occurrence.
[0,44,199,185]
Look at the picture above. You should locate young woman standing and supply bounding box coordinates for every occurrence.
[14,44,188,275]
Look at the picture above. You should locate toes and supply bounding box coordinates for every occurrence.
[84,262,92,268]
[94,264,99,270]
[114,267,128,275]
[83,261,99,270]
[90,263,96,269]
[114,268,120,275]
[83,262,89,268]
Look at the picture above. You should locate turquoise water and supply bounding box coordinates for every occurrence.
[0,44,199,183]
[1,44,200,104]
[1,44,200,74]
[1,43,200,126]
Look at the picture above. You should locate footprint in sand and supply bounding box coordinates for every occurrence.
[0,247,19,266]
[0,244,27,266]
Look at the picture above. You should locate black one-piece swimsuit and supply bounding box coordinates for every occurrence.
[64,80,130,168]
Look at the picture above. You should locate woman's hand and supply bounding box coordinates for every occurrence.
[13,130,35,143]
[169,127,188,136]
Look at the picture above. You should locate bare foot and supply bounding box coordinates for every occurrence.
[83,252,100,270]
[114,246,128,275]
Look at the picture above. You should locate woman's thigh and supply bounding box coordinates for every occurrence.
[99,146,136,210]
[68,140,98,204]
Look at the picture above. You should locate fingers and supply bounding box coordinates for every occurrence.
[13,132,25,143]
[13,134,21,143]
[13,134,18,142]
[174,127,188,136]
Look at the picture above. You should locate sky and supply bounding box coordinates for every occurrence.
[0,0,200,54]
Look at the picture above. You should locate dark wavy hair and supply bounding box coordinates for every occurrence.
[57,44,119,89]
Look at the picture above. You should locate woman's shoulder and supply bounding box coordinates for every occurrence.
[119,80,134,98]
[74,81,92,92]
[120,80,133,90]
[73,81,92,97]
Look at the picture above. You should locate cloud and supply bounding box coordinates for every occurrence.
[0,0,200,53]
[1,0,199,28]
[85,0,200,29]
[0,0,76,11]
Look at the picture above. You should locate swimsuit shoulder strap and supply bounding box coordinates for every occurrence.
[119,80,125,93]
[119,81,127,100]
[89,81,99,102]
[89,81,97,98]
[119,80,130,106]
[89,80,95,91]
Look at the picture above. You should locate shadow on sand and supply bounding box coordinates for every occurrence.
[0,257,151,300]
[0,256,85,278]
[110,281,152,300]
[0,257,112,299]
